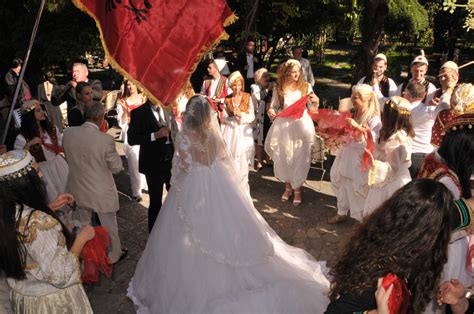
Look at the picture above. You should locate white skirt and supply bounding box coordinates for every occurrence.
[264,112,315,188]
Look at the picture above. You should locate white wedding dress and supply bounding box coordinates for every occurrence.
[127,99,330,314]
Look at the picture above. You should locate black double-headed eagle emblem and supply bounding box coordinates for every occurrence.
[106,0,152,23]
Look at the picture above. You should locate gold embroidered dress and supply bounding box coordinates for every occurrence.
[7,207,92,314]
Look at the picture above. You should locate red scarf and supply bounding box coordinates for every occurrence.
[81,226,113,285]
[276,95,309,119]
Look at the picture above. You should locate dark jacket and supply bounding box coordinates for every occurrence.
[127,102,174,177]
[236,51,265,78]
[37,82,63,131]
[4,69,31,107]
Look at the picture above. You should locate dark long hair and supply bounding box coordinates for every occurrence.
[329,179,453,313]
[0,170,72,280]
[379,101,415,143]
[19,102,55,141]
[437,127,474,199]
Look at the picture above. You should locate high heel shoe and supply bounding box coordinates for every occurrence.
[281,188,292,202]
[293,190,302,206]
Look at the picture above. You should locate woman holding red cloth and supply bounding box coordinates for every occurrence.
[265,59,319,206]
[14,100,69,203]
[328,84,381,223]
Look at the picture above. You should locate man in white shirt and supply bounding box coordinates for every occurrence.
[237,39,264,91]
[357,53,397,110]
[292,46,315,86]
[396,51,437,105]
[404,81,440,178]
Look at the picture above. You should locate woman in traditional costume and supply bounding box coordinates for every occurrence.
[329,84,381,223]
[14,100,69,204]
[363,96,414,217]
[116,80,147,202]
[222,71,255,192]
[0,150,95,313]
[265,59,319,206]
[418,86,474,312]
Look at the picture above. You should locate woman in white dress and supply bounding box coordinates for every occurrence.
[116,80,147,201]
[329,84,381,223]
[14,100,69,203]
[363,96,414,217]
[251,68,273,170]
[128,95,330,314]
[222,71,255,192]
[265,59,319,206]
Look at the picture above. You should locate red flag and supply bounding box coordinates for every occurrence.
[72,0,236,105]
[276,95,309,119]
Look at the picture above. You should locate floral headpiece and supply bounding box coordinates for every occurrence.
[20,100,40,114]
[227,71,244,87]
[352,84,374,95]
[0,150,35,182]
[386,96,411,115]
[452,83,474,115]
[284,59,301,69]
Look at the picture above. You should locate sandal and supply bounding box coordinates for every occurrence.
[293,190,302,206]
[281,188,292,202]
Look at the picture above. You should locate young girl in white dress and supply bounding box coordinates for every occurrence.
[329,84,381,223]
[363,96,414,217]
[14,100,68,203]
[222,71,255,192]
[265,59,319,206]
[128,95,330,314]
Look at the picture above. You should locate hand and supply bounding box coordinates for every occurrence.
[49,193,75,211]
[244,65,249,70]
[431,97,440,106]
[309,92,320,106]
[77,225,95,242]
[68,80,77,89]
[154,127,170,139]
[346,118,360,129]
[371,76,379,86]
[267,109,277,121]
[438,279,465,305]
[375,277,393,314]
[253,57,259,63]
[26,137,42,149]
[309,107,318,115]
[0,144,6,156]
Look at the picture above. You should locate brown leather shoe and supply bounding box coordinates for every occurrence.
[328,214,347,224]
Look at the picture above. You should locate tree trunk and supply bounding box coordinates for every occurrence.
[353,0,389,83]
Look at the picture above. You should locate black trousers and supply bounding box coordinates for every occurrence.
[409,152,429,179]
[145,170,171,233]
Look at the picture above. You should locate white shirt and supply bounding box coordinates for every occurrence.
[246,53,254,79]
[150,105,166,142]
[396,79,437,105]
[410,100,437,154]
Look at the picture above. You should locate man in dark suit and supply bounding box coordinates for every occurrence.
[4,58,31,108]
[236,39,265,91]
[127,100,173,232]
[37,69,63,131]
[52,62,103,114]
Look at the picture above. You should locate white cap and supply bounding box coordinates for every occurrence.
[227,71,244,87]
[441,61,459,73]
[213,59,227,72]
[374,53,387,63]
[0,150,34,182]
[411,50,429,66]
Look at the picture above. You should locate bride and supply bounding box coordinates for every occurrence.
[127,95,330,313]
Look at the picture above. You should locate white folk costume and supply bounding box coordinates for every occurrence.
[363,97,413,217]
[0,150,92,313]
[128,98,330,313]
[14,102,68,204]
[222,72,255,192]
[116,96,147,198]
[265,79,315,188]
[396,51,437,105]
[201,59,232,125]
[330,85,382,221]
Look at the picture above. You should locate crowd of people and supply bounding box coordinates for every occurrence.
[0,37,473,314]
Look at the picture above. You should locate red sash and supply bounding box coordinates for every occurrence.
[276,95,309,119]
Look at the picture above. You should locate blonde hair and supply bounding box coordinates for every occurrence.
[276,59,307,99]
[254,68,268,84]
[351,85,380,126]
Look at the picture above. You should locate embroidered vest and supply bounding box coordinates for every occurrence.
[224,92,250,115]
[363,74,390,97]
[418,152,462,195]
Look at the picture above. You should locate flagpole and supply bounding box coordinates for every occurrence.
[1,0,46,145]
